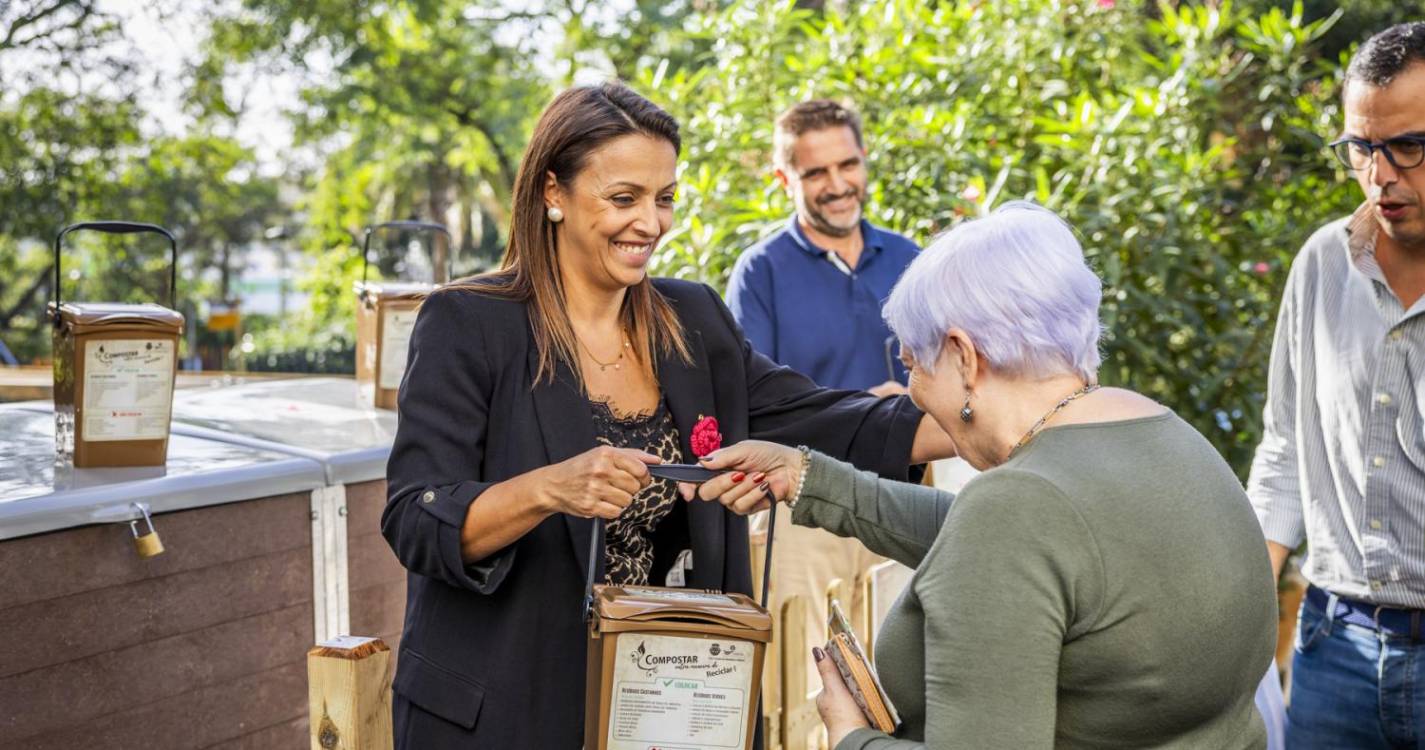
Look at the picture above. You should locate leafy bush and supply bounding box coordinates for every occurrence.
[644,0,1358,477]
[242,320,357,374]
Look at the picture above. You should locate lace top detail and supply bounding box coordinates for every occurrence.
[588,396,685,586]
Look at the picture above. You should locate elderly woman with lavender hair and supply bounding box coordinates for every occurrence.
[692,202,1278,748]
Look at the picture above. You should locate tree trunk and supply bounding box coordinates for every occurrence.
[219,241,232,301]
[0,265,52,331]
[427,159,453,283]
[457,176,474,272]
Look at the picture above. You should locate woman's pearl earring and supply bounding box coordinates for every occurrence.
[547,206,564,223]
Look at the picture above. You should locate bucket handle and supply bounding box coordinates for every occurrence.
[52,221,179,320]
[360,221,453,291]
[583,502,778,621]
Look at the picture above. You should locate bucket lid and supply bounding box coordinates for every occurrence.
[592,585,772,633]
[353,280,436,302]
[50,302,184,333]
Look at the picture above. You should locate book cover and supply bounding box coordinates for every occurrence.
[825,599,900,734]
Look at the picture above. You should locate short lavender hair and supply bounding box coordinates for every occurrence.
[884,201,1103,381]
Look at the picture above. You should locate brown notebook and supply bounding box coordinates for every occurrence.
[825,599,900,734]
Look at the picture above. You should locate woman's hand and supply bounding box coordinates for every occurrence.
[678,440,802,514]
[532,446,659,519]
[813,646,872,746]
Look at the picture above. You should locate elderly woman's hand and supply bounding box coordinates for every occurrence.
[677,440,802,514]
[813,646,872,746]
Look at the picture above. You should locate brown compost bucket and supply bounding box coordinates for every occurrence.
[583,506,779,750]
[49,222,183,468]
[353,221,450,409]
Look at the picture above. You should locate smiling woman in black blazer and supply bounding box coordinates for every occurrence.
[382,82,951,749]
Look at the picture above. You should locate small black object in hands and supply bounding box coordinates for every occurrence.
[647,463,721,483]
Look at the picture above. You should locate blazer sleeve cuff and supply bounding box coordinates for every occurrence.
[420,480,517,594]
[876,397,921,481]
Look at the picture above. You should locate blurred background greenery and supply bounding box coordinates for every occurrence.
[0,0,1412,475]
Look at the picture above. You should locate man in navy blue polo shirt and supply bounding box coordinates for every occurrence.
[726,99,919,394]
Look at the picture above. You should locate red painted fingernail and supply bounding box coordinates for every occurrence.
[751,472,766,483]
[731,472,746,483]
[812,647,825,662]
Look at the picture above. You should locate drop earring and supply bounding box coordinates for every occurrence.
[547,206,564,223]
[959,393,973,423]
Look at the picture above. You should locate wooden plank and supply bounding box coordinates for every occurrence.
[204,715,308,750]
[346,479,407,668]
[349,582,405,642]
[0,491,311,610]
[781,596,823,750]
[347,533,405,590]
[21,659,308,750]
[0,603,313,746]
[343,480,387,534]
[0,546,311,678]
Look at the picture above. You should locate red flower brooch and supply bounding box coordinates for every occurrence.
[690,415,722,458]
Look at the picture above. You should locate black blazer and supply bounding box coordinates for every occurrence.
[382,277,921,749]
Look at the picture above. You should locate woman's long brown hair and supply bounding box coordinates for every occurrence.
[449,82,692,386]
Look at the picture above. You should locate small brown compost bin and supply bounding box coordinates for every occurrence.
[584,584,772,750]
[353,221,451,409]
[49,222,183,468]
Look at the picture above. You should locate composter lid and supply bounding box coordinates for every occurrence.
[50,302,184,333]
[592,585,772,633]
[353,280,436,302]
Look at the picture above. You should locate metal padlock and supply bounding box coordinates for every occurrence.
[129,505,164,558]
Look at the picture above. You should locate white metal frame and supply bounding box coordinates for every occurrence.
[309,485,350,643]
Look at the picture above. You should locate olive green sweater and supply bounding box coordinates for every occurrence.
[792,412,1276,749]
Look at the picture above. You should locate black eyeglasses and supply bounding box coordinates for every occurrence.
[1329,135,1425,171]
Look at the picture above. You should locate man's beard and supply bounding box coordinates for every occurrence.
[803,189,864,238]
[1372,186,1425,254]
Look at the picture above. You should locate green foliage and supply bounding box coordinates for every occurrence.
[1240,0,1419,61]
[200,0,555,350]
[0,86,143,361]
[203,0,704,359]
[0,0,1390,480]
[644,0,1358,476]
[0,1,286,364]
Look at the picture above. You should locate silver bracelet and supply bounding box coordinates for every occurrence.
[788,445,812,509]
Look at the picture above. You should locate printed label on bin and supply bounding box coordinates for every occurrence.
[379,308,418,390]
[608,634,753,749]
[82,339,174,441]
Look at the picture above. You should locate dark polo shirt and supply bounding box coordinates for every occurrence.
[725,216,919,390]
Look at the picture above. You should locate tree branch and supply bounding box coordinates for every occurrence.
[0,265,53,332]
[0,0,90,51]
[446,105,517,191]
[5,8,94,54]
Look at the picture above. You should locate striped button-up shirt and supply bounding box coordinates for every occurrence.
[1248,204,1425,609]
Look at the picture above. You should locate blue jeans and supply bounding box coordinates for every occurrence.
[1286,594,1425,749]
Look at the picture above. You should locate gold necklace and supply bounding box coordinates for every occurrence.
[1010,384,1100,456]
[577,332,631,372]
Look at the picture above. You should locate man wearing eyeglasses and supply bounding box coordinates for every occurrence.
[1248,22,1425,749]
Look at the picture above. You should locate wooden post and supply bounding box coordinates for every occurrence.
[781,596,823,750]
[308,636,393,750]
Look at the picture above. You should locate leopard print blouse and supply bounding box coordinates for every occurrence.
[588,396,685,586]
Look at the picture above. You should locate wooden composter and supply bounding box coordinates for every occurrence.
[49,222,183,468]
[584,501,778,750]
[354,221,451,409]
